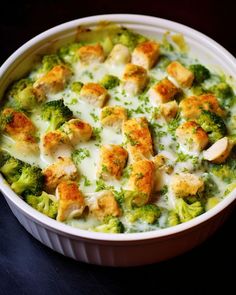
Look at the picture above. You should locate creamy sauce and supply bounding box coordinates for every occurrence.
[1,27,236,233]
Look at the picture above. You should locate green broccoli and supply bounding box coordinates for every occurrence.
[25,191,58,219]
[113,27,146,50]
[58,42,82,64]
[201,173,219,198]
[41,99,73,131]
[197,110,227,143]
[100,75,120,89]
[123,190,149,209]
[210,159,236,183]
[211,82,234,100]
[11,165,43,196]
[70,81,84,94]
[15,86,42,111]
[92,216,124,233]
[0,156,24,184]
[205,197,219,211]
[37,54,63,73]
[189,64,210,84]
[175,198,204,223]
[128,204,161,224]
[210,82,235,108]
[168,211,180,227]
[224,183,236,196]
[0,149,10,167]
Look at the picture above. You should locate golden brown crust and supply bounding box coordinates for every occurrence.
[89,191,121,221]
[122,63,148,95]
[160,100,179,122]
[150,78,179,104]
[42,130,72,157]
[128,159,155,198]
[77,44,105,64]
[100,106,127,128]
[179,94,225,119]
[1,108,38,152]
[80,83,109,107]
[43,157,79,193]
[171,173,204,197]
[123,117,153,161]
[34,65,71,94]
[176,121,209,152]
[131,40,160,69]
[61,119,93,145]
[167,61,194,88]
[97,145,128,180]
[56,180,85,222]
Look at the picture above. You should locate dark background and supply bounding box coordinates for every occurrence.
[0,0,235,294]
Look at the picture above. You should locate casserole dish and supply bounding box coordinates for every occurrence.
[0,14,235,266]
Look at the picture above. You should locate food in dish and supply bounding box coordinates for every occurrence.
[1,23,236,234]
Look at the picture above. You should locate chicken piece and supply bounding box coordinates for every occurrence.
[43,157,79,193]
[123,117,153,161]
[171,173,204,197]
[128,160,155,201]
[42,130,72,158]
[149,78,179,105]
[131,40,160,70]
[56,180,85,222]
[97,145,128,180]
[33,65,71,94]
[122,63,148,96]
[203,137,232,164]
[176,121,209,152]
[100,106,127,129]
[61,119,92,145]
[167,61,194,88]
[160,100,179,122]
[77,44,105,64]
[88,190,121,221]
[179,94,225,120]
[80,83,109,107]
[106,44,131,66]
[1,108,38,152]
[153,154,173,174]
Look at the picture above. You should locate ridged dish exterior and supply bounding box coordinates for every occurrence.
[0,15,236,266]
[4,195,235,266]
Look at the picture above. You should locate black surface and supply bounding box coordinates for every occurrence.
[0,1,236,294]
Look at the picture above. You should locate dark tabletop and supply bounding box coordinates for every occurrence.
[0,1,235,294]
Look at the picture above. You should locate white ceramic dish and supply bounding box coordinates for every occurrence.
[0,14,235,267]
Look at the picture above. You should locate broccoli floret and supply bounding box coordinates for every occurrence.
[58,42,82,64]
[205,197,219,211]
[25,191,58,219]
[189,64,210,84]
[175,198,204,223]
[37,54,63,73]
[168,211,180,227]
[11,165,43,196]
[210,82,235,108]
[224,183,236,196]
[70,81,84,94]
[211,82,234,100]
[41,99,73,131]
[128,204,161,224]
[92,216,124,233]
[15,86,40,111]
[123,190,149,209]
[210,159,236,183]
[0,156,24,184]
[201,173,219,198]
[100,75,120,89]
[197,110,227,143]
[113,27,146,50]
[0,150,10,167]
